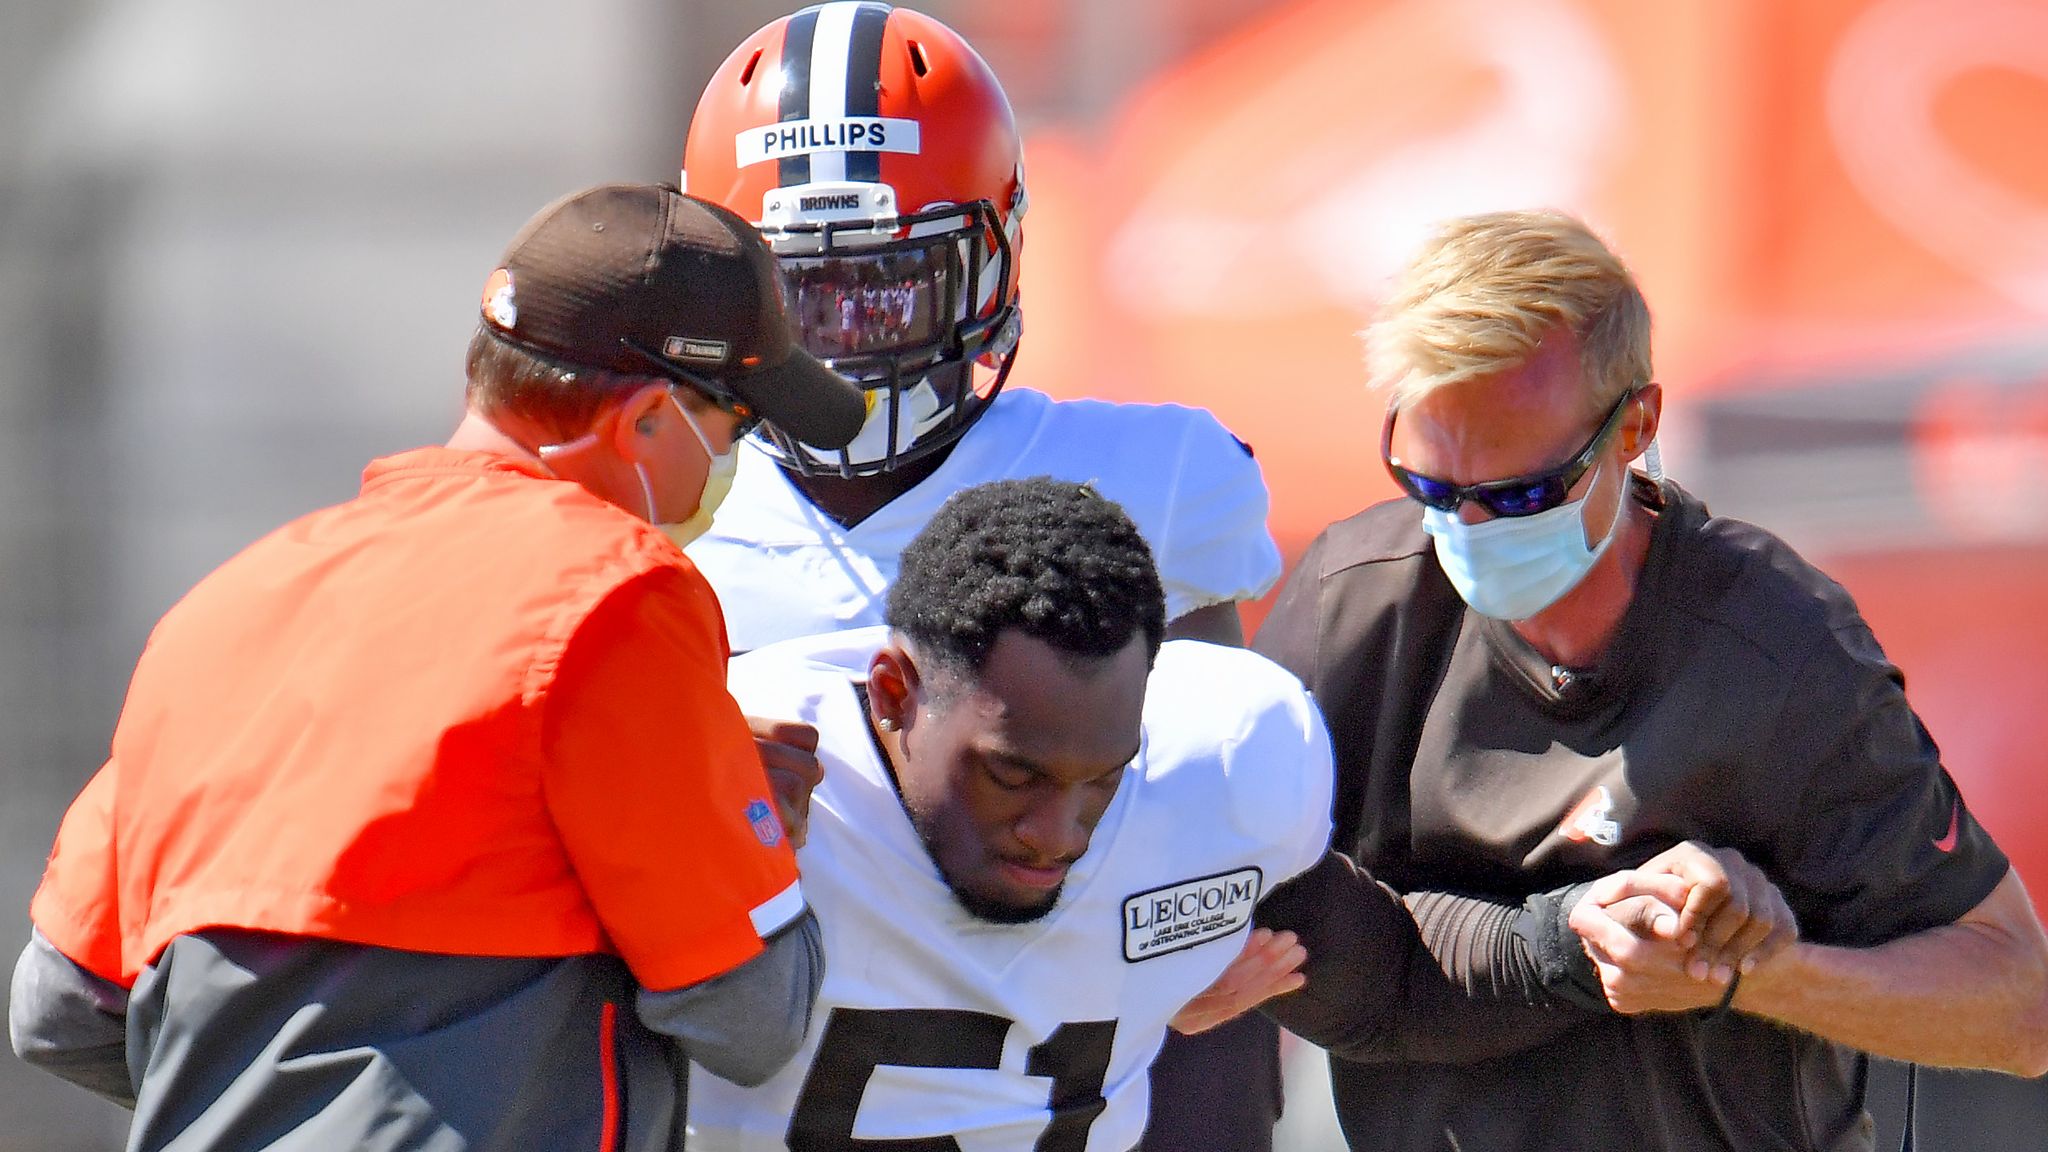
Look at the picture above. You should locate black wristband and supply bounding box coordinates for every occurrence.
[1714,970,1742,1014]
[1513,881,1610,1012]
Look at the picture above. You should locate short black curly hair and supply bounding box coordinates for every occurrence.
[887,478,1166,684]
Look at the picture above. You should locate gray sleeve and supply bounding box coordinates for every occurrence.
[9,928,135,1106]
[634,908,824,1087]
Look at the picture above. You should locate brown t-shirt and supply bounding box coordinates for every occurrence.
[1254,476,2009,1152]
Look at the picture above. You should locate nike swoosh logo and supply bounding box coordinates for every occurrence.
[1934,799,1960,853]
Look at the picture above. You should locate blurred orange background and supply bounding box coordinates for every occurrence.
[998,0,2048,900]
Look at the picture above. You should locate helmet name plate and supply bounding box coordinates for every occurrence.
[736,117,923,167]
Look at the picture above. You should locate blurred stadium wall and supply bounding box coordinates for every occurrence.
[2,0,2043,1147]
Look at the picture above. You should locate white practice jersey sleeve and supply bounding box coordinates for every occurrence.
[687,389,1283,652]
[689,631,1331,1152]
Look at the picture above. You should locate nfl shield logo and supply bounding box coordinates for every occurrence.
[745,799,784,847]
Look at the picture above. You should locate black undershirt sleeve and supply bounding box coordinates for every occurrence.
[1252,524,1614,1062]
[1255,852,1610,1064]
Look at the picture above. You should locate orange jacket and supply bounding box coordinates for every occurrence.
[32,448,801,992]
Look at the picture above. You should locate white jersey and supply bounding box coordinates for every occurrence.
[685,389,1283,652]
[687,629,1332,1152]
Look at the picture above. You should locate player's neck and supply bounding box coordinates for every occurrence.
[786,446,954,528]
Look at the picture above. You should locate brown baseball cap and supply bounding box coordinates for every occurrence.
[479,183,867,450]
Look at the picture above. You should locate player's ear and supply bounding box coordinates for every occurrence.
[868,641,919,732]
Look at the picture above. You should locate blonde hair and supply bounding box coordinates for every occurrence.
[1366,210,1651,417]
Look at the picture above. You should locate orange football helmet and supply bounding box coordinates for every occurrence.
[683,2,1026,475]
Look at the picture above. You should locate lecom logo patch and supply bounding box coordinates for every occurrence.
[1121,867,1262,962]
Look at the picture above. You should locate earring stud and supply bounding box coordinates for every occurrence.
[877,717,899,733]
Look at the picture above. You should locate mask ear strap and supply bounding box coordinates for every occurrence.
[536,432,599,459]
[635,463,659,523]
[530,430,601,479]
[668,388,720,460]
[1634,393,1666,482]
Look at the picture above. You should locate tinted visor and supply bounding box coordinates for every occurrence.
[779,241,956,361]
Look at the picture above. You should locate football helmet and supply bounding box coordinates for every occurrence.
[683,2,1026,476]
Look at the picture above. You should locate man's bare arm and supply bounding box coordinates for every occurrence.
[1732,869,2048,1075]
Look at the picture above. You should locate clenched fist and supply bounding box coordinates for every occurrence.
[749,716,824,850]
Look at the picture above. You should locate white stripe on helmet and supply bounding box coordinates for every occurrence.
[806,3,859,185]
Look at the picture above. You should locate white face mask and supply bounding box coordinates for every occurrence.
[1421,458,1622,620]
[789,375,951,472]
[641,391,736,549]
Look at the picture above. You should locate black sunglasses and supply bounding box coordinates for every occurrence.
[618,337,762,438]
[1382,388,1635,519]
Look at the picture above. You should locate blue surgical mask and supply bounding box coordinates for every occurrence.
[1421,459,1621,620]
